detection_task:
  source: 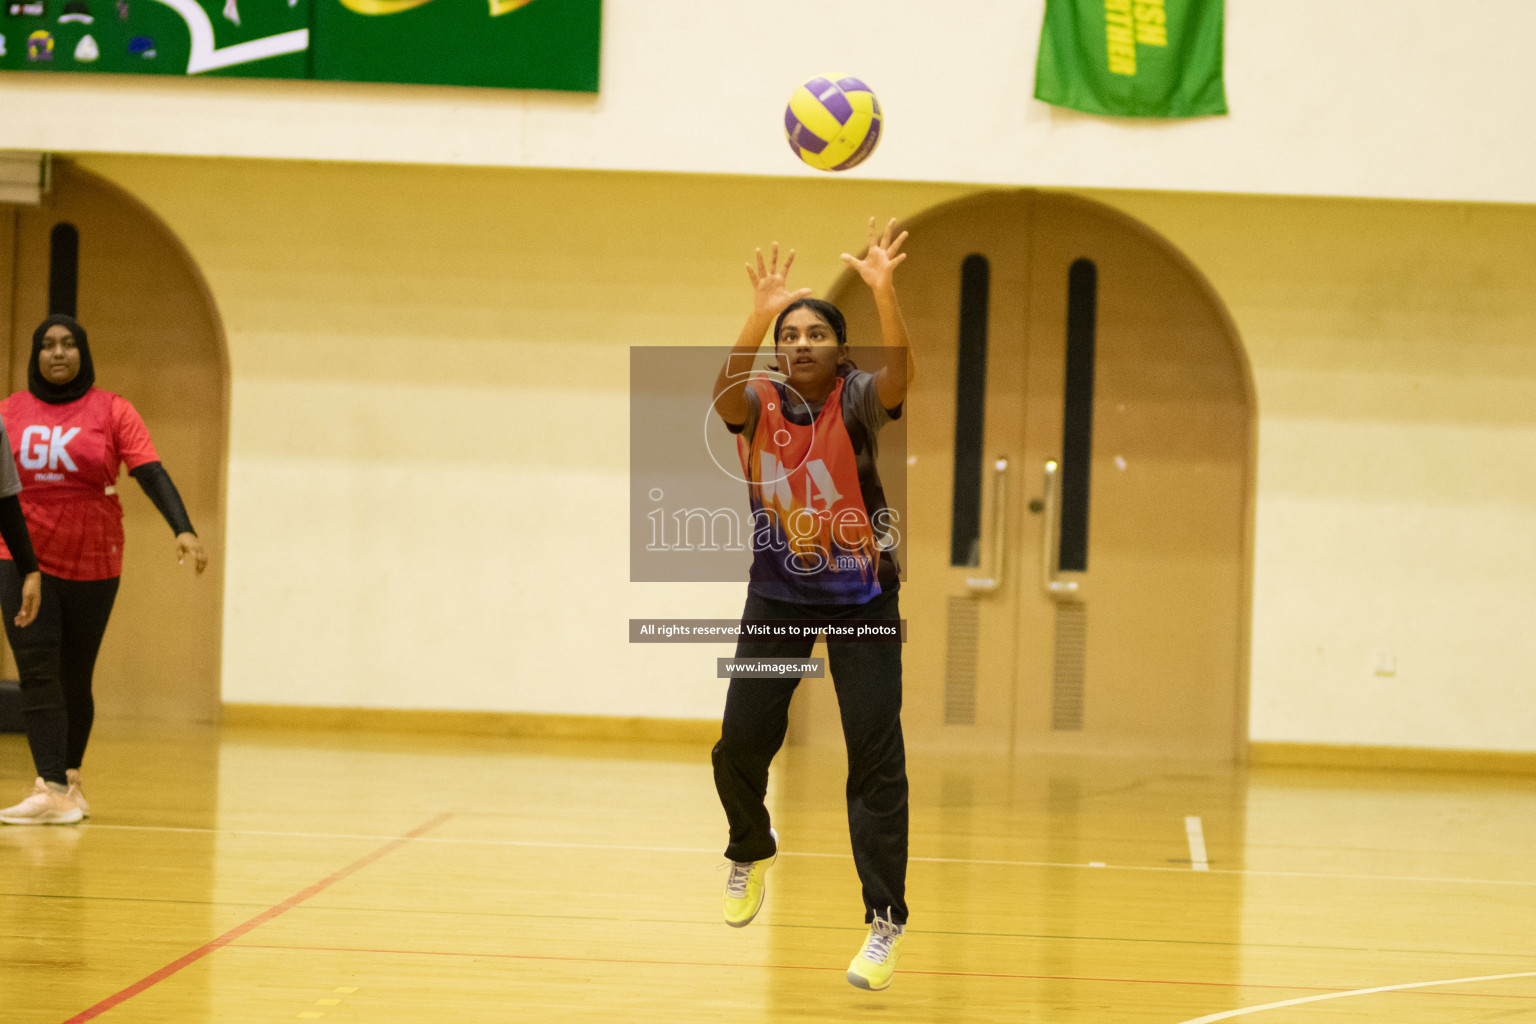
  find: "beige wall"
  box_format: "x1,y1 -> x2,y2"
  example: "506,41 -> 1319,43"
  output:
77,154 -> 971,718
74,155 -> 1536,752
1090,191 -> 1536,750
3,2 -> 1536,203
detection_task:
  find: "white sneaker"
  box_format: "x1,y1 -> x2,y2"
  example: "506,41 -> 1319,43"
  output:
0,778 -> 84,825
66,769 -> 89,818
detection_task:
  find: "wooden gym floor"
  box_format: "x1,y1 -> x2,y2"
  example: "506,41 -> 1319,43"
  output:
2,723 -> 1535,1023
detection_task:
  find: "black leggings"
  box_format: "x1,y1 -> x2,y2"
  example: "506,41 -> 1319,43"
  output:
0,561 -> 119,786
712,587 -> 909,925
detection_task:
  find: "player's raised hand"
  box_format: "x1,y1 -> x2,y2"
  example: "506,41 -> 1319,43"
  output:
840,217 -> 908,293
746,242 -> 813,319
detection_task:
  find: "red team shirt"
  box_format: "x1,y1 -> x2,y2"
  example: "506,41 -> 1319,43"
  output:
0,388 -> 160,580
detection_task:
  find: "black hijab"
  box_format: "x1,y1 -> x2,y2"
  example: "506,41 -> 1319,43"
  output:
29,313 -> 95,405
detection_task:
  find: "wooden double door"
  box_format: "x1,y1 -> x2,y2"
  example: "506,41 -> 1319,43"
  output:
0,162 -> 225,723
791,191 -> 1253,759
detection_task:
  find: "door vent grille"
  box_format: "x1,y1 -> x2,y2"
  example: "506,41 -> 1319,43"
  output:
944,597 -> 979,725
1052,603 -> 1086,730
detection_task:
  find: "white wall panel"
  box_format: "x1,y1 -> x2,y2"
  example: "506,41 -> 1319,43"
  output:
6,2 -> 1536,203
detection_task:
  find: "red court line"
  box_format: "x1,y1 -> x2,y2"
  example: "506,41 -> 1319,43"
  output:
63,812 -> 453,1024
223,943 -> 1536,1000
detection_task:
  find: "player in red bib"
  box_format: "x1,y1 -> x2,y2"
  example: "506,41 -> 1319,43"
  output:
710,219 -> 916,990
0,314 -> 207,825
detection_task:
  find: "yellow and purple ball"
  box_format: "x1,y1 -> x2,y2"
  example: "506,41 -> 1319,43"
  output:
784,76 -> 882,172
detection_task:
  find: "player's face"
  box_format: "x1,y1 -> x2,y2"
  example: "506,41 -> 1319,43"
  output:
776,309 -> 841,387
39,325 -> 81,385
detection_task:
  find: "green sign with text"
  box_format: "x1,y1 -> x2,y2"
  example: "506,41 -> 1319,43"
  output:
0,0 -> 599,90
1035,0 -> 1224,118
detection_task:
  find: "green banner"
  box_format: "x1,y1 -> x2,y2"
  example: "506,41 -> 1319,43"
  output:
1035,0 -> 1225,118
0,0 -> 599,90
313,0 -> 598,90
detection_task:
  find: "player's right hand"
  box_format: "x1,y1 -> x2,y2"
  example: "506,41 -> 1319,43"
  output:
747,242 -> 813,320
15,571 -> 40,627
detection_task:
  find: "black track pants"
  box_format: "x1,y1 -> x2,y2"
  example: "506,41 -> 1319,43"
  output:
711,588 -> 909,925
0,560 -> 120,786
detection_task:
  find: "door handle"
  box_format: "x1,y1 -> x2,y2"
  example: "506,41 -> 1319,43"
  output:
1040,459 -> 1080,600
965,457 -> 1010,594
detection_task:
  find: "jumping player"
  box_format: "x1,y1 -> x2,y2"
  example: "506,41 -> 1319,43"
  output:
710,218 -> 914,990
0,314 -> 207,825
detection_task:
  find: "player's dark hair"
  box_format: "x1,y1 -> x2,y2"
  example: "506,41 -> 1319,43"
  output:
774,298 -> 847,348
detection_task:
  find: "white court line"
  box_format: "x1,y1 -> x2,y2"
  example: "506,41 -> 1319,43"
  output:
88,824 -> 721,855
79,824 -> 1536,890
1186,816 -> 1210,871
1173,969 -> 1536,1024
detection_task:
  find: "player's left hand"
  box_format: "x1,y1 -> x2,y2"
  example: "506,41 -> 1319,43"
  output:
840,217 -> 908,293
15,571 -> 41,627
176,532 -> 208,575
